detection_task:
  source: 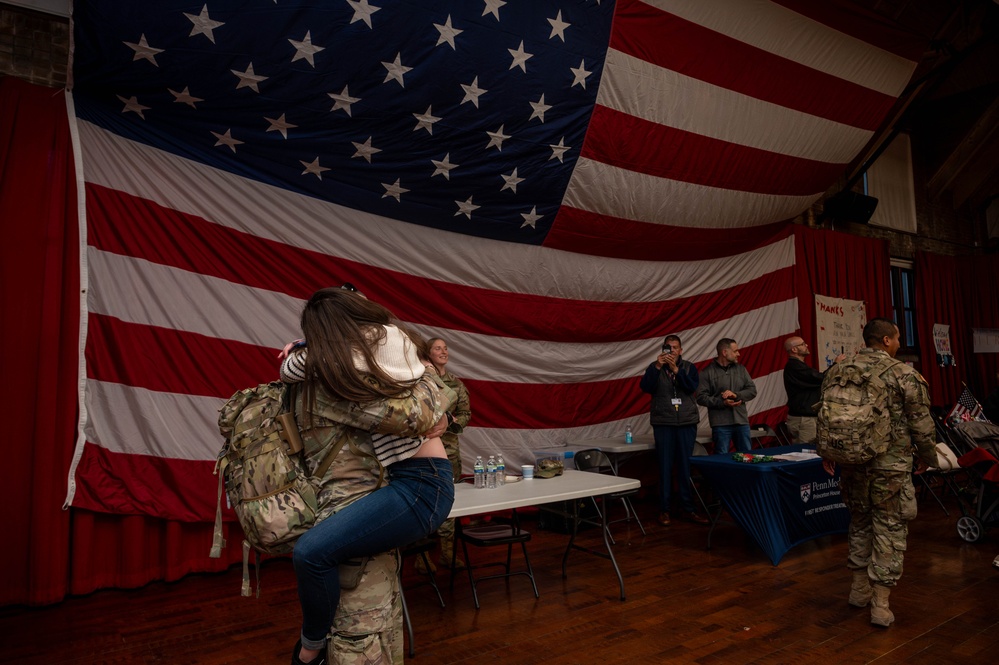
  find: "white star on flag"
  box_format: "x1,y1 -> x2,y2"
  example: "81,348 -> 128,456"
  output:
485,124 -> 510,151
265,113 -> 297,139
529,94 -> 552,122
482,0 -> 506,21
460,76 -> 487,108
413,106 -> 442,134
351,137 -> 381,163
548,11 -> 570,42
184,5 -> 224,43
348,0 -> 381,29
212,129 -> 243,152
570,59 -> 591,89
231,63 -> 268,92
289,31 -> 325,66
382,53 -> 412,87
124,34 -> 163,66
508,40 -> 533,72
300,156 -> 330,179
549,136 -> 570,162
520,206 -> 543,229
454,195 -> 480,219
434,15 -> 463,49
328,86 -> 360,116
431,153 -> 459,179
501,168 -> 525,193
117,94 -> 150,119
382,178 -> 409,201
168,87 -> 202,108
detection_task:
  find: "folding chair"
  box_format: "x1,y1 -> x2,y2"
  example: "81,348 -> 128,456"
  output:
399,538 -> 444,657
572,448 -> 646,543
450,511 -> 539,610
750,424 -> 786,448
915,441 -> 964,516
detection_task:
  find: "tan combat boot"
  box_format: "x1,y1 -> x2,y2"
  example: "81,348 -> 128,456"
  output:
870,584 -> 895,627
438,534 -> 465,569
848,571 -> 872,607
413,555 -> 436,575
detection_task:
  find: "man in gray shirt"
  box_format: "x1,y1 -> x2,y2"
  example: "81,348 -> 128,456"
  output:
696,338 -> 757,453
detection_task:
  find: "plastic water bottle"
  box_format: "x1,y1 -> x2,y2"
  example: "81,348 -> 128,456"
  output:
625,425 -> 633,444
473,456 -> 485,488
496,455 -> 506,486
486,455 -> 498,489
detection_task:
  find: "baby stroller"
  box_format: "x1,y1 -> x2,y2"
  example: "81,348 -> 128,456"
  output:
952,421 -> 999,543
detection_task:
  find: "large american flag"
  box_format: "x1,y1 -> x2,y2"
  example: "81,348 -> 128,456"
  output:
66,0 -> 921,522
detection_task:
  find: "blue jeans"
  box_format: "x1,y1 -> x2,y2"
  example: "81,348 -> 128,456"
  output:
293,456 -> 454,648
712,424 -> 751,454
652,424 -> 697,513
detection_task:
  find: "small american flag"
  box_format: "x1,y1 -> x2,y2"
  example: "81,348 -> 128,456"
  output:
948,387 -> 991,424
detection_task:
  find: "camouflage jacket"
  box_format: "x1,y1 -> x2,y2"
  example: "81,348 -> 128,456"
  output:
438,370 -> 471,449
850,348 -> 937,472
296,373 -> 447,521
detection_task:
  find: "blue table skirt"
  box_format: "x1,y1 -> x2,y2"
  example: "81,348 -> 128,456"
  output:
689,445 -> 849,565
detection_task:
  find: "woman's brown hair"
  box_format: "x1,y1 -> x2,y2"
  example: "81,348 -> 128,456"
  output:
299,288 -> 424,422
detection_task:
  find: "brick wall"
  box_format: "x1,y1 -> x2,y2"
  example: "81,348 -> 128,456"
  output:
0,3 -> 68,88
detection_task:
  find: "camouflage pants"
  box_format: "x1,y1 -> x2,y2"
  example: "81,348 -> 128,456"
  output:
435,436 -> 463,548
840,467 -> 917,587
329,551 -> 404,665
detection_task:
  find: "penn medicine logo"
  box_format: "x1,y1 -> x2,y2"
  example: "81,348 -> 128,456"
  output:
800,483 -> 812,503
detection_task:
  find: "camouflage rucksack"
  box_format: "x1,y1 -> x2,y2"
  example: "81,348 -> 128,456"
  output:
210,382 -> 337,560
815,355 -> 900,465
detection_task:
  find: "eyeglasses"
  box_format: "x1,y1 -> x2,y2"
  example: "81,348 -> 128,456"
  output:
340,282 -> 358,292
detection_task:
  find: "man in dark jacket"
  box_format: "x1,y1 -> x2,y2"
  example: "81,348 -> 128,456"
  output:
640,334 -> 708,526
783,335 -> 844,443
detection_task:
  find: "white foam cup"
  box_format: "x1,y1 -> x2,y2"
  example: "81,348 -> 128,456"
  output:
521,464 -> 535,479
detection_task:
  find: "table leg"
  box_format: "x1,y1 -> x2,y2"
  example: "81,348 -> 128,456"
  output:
560,496 -> 626,601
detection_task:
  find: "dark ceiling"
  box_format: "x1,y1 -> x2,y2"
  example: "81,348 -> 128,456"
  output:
851,0 -> 999,215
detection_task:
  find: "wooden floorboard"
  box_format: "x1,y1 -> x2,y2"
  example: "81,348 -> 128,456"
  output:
3,487 -> 998,664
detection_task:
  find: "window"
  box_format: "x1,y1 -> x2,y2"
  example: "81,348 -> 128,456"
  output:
889,264 -> 918,353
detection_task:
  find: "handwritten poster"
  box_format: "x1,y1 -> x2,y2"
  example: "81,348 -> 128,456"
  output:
815,295 -> 866,366
933,323 -> 955,367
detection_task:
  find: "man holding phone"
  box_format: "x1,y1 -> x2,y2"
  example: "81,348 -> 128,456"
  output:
697,338 -> 758,453
640,335 -> 708,526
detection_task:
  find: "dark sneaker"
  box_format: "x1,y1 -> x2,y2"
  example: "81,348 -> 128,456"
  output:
657,512 -> 671,526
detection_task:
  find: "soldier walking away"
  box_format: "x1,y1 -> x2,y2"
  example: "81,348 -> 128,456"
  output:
818,318 -> 939,628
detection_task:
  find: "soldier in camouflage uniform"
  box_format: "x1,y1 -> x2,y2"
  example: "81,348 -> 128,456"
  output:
426,337 -> 472,568
820,318 -> 938,628
294,365 -> 448,665
284,288 -> 453,665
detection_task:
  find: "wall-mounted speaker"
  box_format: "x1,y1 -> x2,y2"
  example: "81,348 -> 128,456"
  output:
822,191 -> 879,224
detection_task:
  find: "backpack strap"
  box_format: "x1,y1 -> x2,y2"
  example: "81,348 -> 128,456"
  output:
277,384 -> 305,454
209,465 -> 227,559
347,438 -> 387,490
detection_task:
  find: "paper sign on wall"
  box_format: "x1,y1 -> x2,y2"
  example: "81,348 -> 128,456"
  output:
973,328 -> 999,354
933,323 -> 955,367
815,295 -> 866,367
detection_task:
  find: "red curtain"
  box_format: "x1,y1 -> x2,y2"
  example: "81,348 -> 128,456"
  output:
1,76 -> 78,606
1,77 -> 243,607
793,226 -> 893,358
916,251 -> 999,408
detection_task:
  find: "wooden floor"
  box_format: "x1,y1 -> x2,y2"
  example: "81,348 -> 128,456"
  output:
3,487 -> 998,664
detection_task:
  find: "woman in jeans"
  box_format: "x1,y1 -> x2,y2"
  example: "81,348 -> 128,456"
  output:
284,287 -> 455,665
